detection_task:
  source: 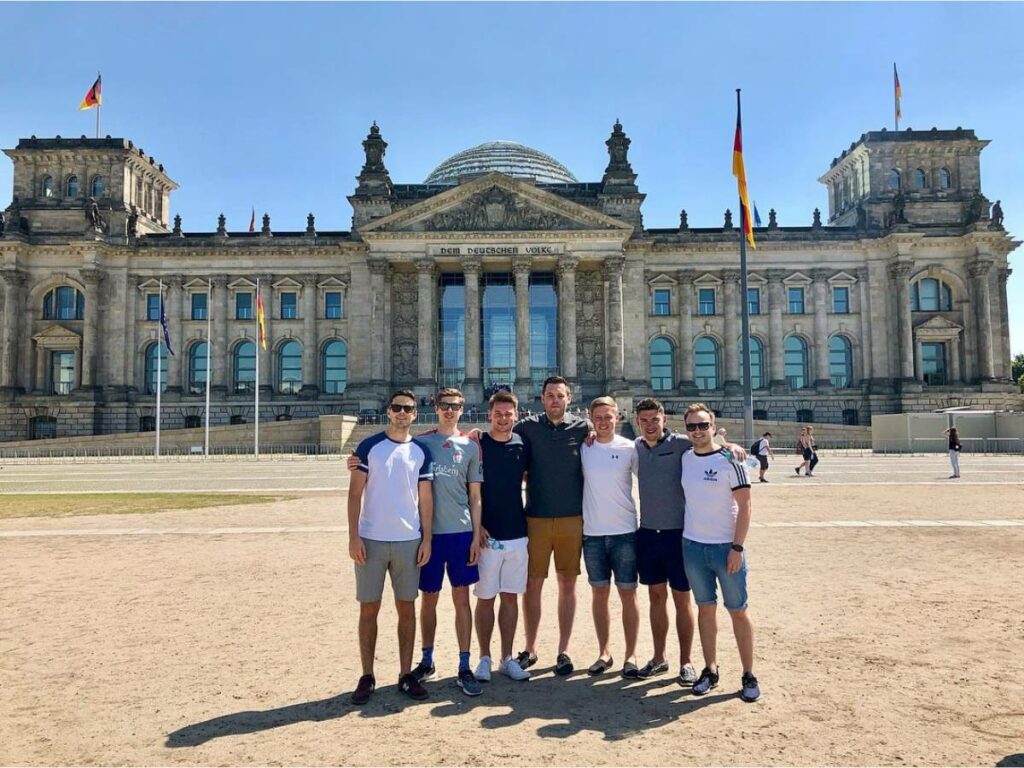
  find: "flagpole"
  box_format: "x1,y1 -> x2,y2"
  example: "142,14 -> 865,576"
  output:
736,89 -> 755,447
204,279 -> 212,457
254,277 -> 260,460
155,278 -> 163,459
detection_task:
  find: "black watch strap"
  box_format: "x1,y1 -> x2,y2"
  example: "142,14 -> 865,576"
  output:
730,543 -> 744,552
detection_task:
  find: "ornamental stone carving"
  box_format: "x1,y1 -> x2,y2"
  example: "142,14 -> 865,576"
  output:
390,271 -> 419,382
575,269 -> 605,380
422,186 -> 580,232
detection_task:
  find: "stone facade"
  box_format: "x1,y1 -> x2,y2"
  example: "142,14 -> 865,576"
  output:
0,123 -> 1019,442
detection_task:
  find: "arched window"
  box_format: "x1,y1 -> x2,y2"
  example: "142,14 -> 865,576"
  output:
784,336 -> 809,389
694,337 -> 720,390
91,176 -> 104,197
740,336 -> 765,390
911,277 -> 954,312
144,342 -> 168,395
42,286 -> 85,320
649,337 -> 675,391
322,340 -> 348,394
188,342 -> 208,395
66,175 -> 79,198
939,168 -> 951,190
913,168 -> 927,190
888,169 -> 901,190
829,336 -> 854,388
277,340 -> 302,394
41,175 -> 54,198
233,341 -> 256,393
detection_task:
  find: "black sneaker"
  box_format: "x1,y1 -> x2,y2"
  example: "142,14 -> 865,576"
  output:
692,665 -> 720,695
638,659 -> 669,678
398,672 -> 429,700
555,652 -> 574,676
740,672 -> 760,702
516,650 -> 538,670
411,661 -> 436,682
350,674 -> 375,705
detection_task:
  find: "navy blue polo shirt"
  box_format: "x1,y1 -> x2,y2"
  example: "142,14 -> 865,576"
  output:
513,412 -> 591,518
479,432 -> 530,541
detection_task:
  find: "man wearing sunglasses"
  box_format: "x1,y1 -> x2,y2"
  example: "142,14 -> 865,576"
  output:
347,390 -> 434,705
680,402 -> 759,703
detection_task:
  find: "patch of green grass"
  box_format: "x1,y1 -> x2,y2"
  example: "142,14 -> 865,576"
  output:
0,493 -> 295,520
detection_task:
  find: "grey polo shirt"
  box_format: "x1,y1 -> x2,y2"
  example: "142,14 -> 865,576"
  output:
513,412 -> 591,518
635,430 -> 693,530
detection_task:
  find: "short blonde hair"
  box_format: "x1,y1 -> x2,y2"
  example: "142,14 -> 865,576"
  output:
684,402 -> 715,422
590,396 -> 617,412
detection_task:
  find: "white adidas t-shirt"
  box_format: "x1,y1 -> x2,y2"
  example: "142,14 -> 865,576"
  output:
581,435 -> 639,536
681,448 -> 751,544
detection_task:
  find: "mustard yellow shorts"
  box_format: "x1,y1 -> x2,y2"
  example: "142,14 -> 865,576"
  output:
526,515 -> 583,578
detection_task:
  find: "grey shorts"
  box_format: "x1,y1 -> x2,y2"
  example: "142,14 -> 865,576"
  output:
355,538 -> 421,603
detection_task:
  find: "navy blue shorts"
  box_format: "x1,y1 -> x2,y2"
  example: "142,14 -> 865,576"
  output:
419,531 -> 479,592
636,527 -> 690,592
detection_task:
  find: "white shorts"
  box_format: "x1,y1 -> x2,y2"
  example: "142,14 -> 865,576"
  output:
474,536 -> 529,599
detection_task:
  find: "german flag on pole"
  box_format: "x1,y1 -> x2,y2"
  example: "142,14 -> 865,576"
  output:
894,63 -> 902,122
79,74 -> 102,111
256,290 -> 267,350
732,90 -> 756,249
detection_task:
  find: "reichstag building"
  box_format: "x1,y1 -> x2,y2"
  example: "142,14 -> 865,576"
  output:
0,120 -> 1019,441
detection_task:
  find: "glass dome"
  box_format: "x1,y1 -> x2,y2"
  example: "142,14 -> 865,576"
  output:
425,141 -> 577,185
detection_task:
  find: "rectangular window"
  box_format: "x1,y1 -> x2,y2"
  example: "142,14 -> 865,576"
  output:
191,292 -> 208,321
788,286 -> 805,314
51,351 -> 75,395
698,288 -> 716,315
921,342 -> 947,385
235,292 -> 253,320
832,286 -> 849,314
652,288 -> 671,316
280,291 -> 297,320
325,291 -> 343,319
146,293 -> 161,321
747,287 -> 761,315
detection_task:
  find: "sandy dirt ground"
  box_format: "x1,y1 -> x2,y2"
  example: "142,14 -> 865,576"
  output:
1,455 -> 1023,767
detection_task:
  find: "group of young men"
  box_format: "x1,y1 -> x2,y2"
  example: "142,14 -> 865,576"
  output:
345,376 -> 760,706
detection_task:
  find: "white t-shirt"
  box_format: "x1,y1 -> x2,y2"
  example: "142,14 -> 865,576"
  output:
355,432 -> 434,542
582,435 -> 639,536
755,438 -> 771,456
681,448 -> 750,544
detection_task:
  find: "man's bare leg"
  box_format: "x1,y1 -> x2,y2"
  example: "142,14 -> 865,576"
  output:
728,608 -> 755,674
591,584 -> 611,659
648,583 -> 669,665
358,601 -> 381,676
395,599 -> 417,676
522,576 -> 544,658
618,586 -> 639,664
475,597 -> 496,661
556,573 -> 577,655
672,588 -> 696,667
497,593 -> 519,660
452,585 -> 472,653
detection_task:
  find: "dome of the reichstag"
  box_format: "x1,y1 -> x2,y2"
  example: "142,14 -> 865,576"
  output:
424,141 -> 578,185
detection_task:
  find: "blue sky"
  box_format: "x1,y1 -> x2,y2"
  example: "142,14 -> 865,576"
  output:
2,2 -> 1022,355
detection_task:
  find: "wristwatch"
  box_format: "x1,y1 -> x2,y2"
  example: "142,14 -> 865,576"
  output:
730,543 -> 744,552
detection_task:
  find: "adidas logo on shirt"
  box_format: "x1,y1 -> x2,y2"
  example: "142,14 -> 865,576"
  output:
703,468 -> 718,482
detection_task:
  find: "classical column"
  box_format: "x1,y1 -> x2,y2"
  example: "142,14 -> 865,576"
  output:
416,259 -> 436,387
913,338 -> 924,382
255,275 -> 272,393
997,268 -> 1012,380
0,269 -> 27,393
300,273 -> 319,396
969,259 -> 995,380
462,257 -> 482,404
766,269 -> 786,390
211,275 -> 229,393
888,262 -> 915,381
677,269 -> 696,392
513,256 -> 532,396
80,268 -> 105,390
368,259 -> 388,386
722,269 -> 741,393
812,269 -> 831,388
856,267 -> 873,386
35,344 -> 46,392
950,334 -> 962,383
604,256 -> 626,388
557,255 -> 579,383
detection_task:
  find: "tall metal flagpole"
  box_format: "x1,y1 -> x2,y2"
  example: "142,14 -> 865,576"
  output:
155,278 -> 163,459
254,277 -> 260,460
204,278 -> 212,456
736,89 -> 755,447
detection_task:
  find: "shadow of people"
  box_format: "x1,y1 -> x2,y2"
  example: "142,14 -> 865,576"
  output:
996,755 -> 1024,767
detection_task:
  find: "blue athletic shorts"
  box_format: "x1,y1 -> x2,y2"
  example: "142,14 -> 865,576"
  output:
419,531 -> 479,592
636,527 -> 690,592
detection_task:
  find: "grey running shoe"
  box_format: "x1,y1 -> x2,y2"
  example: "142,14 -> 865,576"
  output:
457,669 -> 483,697
692,666 -> 720,695
677,663 -> 698,686
740,672 -> 760,702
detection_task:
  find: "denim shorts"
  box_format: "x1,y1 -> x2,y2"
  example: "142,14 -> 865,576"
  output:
682,538 -> 748,611
582,532 -> 638,589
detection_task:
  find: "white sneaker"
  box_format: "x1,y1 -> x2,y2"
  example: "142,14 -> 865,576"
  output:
474,656 -> 492,682
500,656 -> 530,681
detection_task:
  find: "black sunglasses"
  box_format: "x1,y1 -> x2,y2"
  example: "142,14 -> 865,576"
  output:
684,422 -> 713,432
437,402 -> 463,411
389,404 -> 416,414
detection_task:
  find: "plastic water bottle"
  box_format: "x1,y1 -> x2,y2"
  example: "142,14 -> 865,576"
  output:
737,455 -> 761,472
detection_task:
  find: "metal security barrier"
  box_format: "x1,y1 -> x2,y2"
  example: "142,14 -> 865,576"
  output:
0,443 -> 345,464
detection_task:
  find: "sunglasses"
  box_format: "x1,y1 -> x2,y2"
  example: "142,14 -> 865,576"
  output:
389,404 -> 416,414
684,422 -> 713,432
437,402 -> 463,411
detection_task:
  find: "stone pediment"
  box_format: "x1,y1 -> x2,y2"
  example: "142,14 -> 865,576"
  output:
33,324 -> 82,348
915,315 -> 962,333
359,173 -> 632,237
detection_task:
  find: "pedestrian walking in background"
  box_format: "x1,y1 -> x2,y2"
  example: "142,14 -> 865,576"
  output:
945,427 -> 962,478
806,426 -> 819,477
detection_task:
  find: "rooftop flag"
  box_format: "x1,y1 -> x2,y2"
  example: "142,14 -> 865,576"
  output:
78,74 -> 102,111
249,207 -> 256,233
753,202 -> 762,228
732,93 -> 756,249
894,63 -> 902,127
